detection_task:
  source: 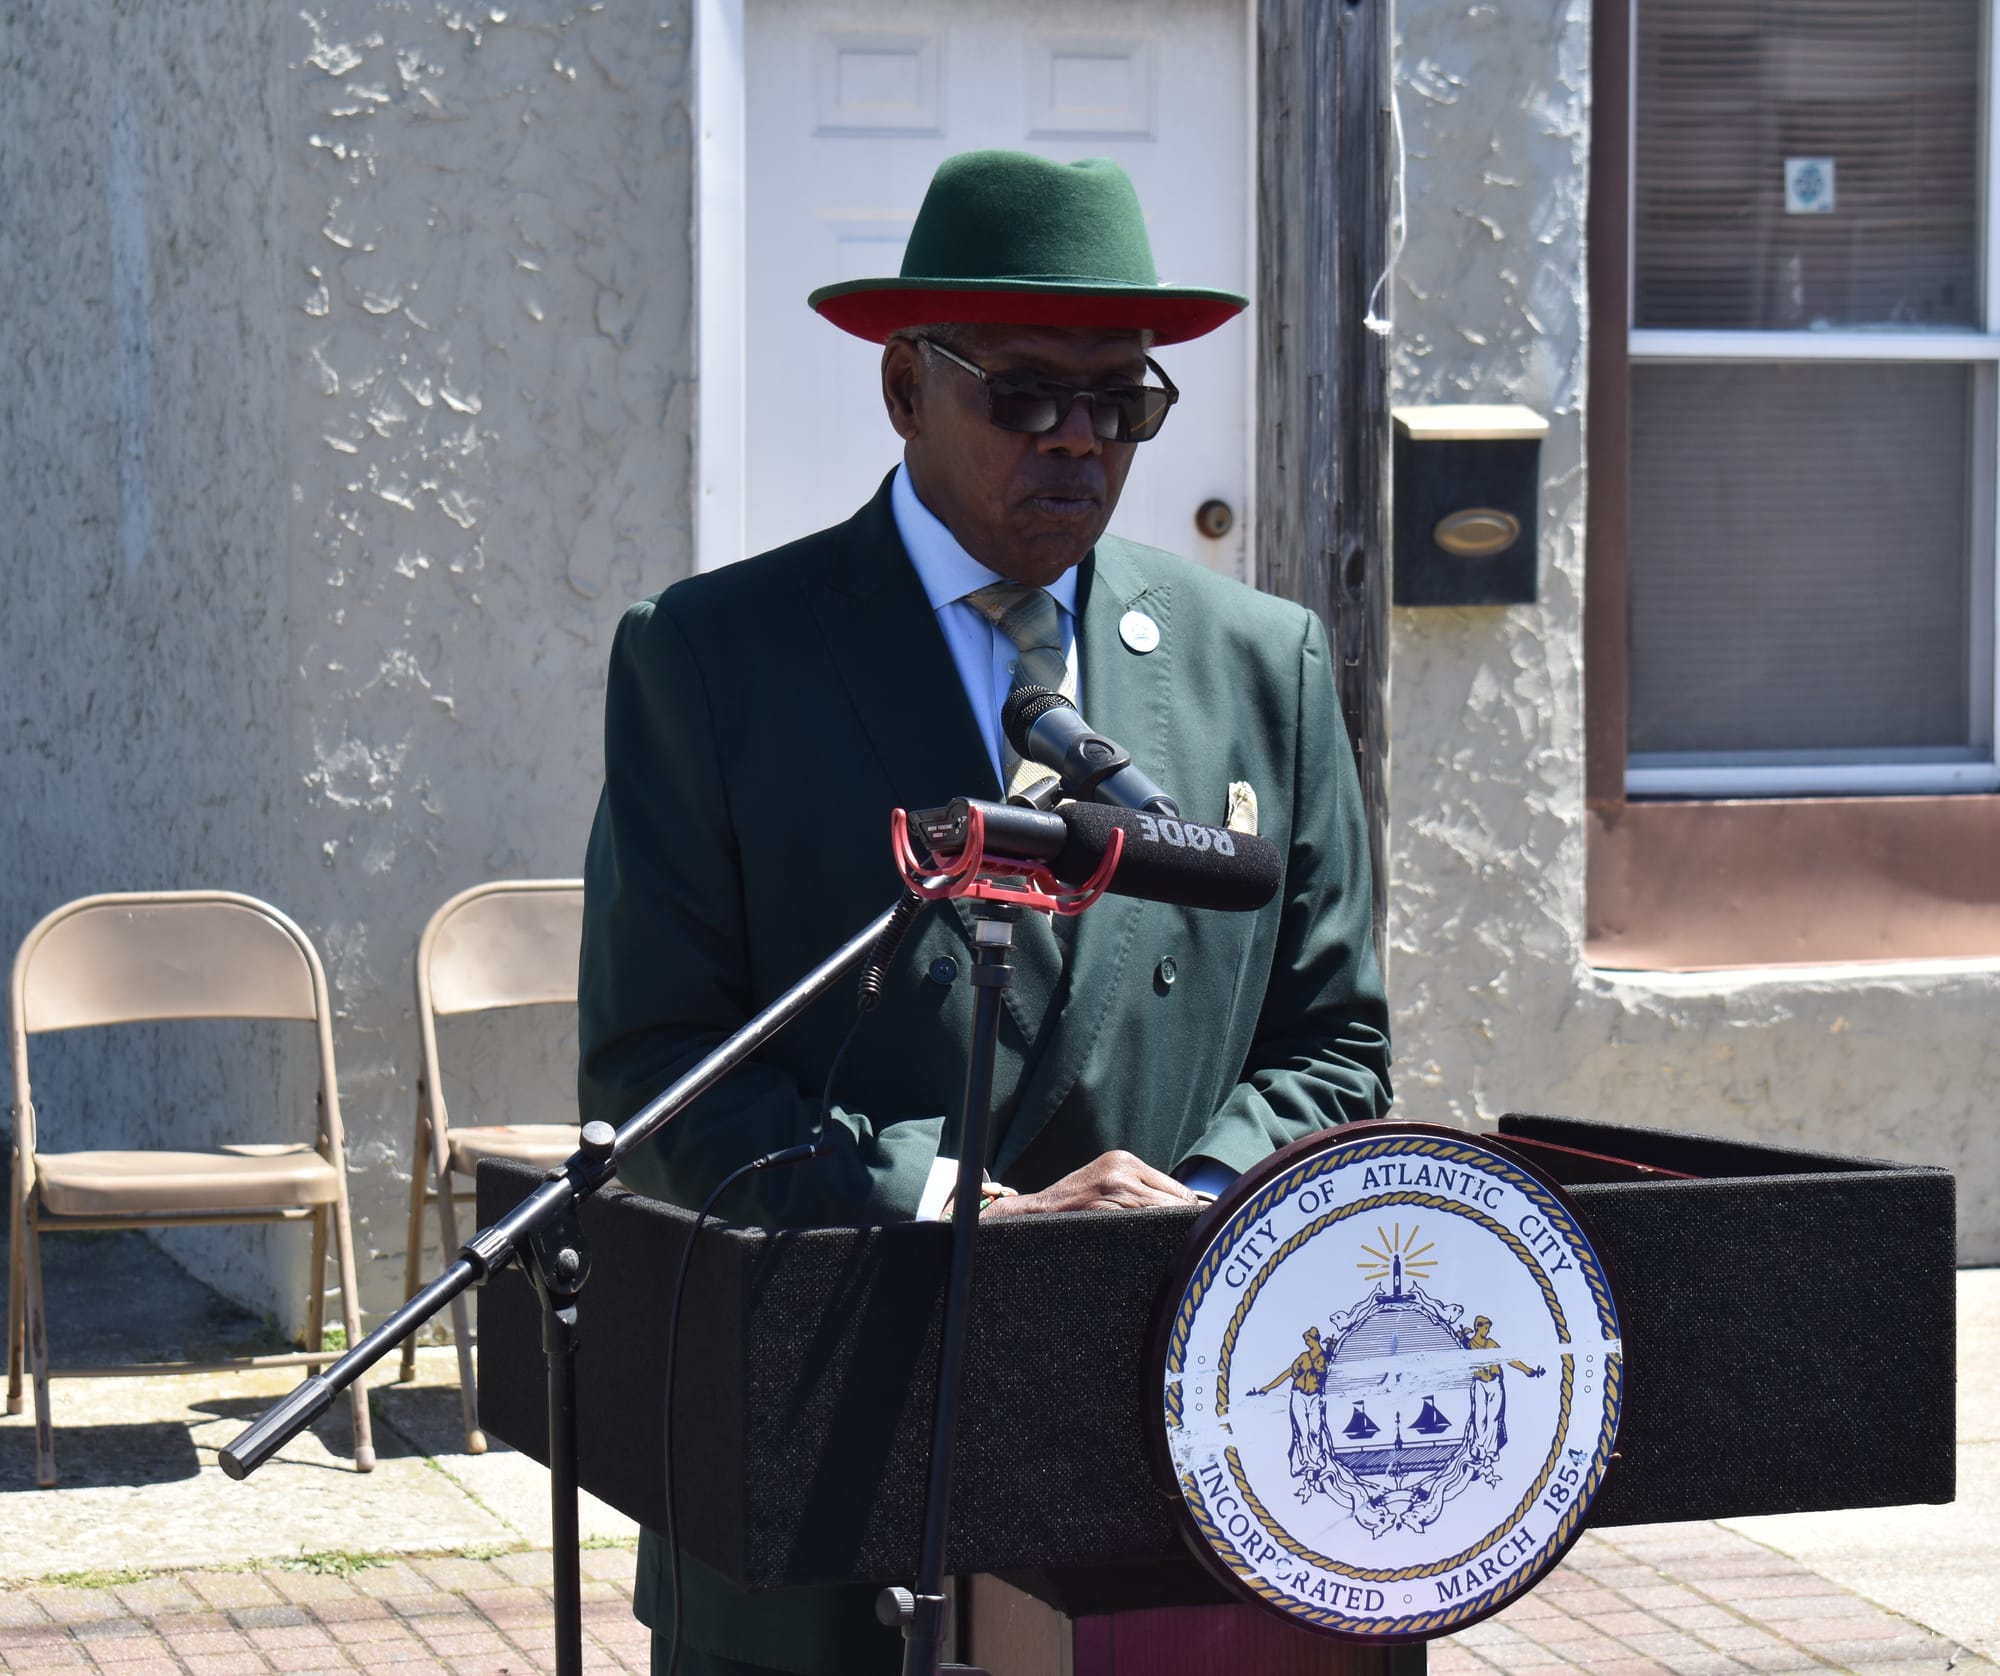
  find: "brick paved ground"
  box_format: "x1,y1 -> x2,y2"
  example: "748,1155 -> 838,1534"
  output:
0,1550 -> 647,1676
1,1526 -> 1989,1676
1434,1524 -> 1994,1676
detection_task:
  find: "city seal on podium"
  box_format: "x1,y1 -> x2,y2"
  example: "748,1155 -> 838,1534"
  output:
1150,1123 -> 1623,1641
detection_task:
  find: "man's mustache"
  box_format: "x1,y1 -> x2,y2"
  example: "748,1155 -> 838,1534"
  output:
1018,468 -> 1107,500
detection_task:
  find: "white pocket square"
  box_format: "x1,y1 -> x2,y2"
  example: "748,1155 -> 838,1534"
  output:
1226,780 -> 1259,837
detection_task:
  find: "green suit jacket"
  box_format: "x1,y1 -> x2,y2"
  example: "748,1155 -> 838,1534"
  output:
577,476 -> 1390,1672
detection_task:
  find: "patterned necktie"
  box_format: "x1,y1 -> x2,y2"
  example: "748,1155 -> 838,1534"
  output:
963,581 -> 1076,803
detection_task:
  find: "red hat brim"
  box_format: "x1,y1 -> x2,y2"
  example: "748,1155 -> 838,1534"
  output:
808,279 -> 1247,347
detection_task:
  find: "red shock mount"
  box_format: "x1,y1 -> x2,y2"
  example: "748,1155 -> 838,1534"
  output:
890,803 -> 1125,915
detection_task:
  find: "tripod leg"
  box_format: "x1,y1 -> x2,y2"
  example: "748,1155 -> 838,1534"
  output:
526,1211 -> 591,1676
546,1297 -> 581,1676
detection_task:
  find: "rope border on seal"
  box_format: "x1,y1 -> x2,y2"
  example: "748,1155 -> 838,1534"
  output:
1182,1353 -> 1618,1643
1163,1134 -> 1621,1389
1160,1132 -> 1626,1636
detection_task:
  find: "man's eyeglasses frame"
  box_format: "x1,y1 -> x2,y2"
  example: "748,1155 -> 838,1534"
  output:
919,337 -> 1180,444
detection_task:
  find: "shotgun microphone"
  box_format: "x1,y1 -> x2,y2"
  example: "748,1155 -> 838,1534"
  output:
1001,686 -> 1180,817
911,797 -> 1281,913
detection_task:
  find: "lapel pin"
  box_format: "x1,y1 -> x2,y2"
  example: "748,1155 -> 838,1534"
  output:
1226,781 -> 1259,837
1119,609 -> 1161,654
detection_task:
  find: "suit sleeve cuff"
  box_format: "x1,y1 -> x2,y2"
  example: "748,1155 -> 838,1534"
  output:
1177,1157 -> 1238,1200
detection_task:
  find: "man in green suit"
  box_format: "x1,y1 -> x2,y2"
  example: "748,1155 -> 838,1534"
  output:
579,151 -> 1391,1676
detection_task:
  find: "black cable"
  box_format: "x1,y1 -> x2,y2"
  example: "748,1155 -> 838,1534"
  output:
815,1009 -> 867,1143
818,891 -> 925,1140
856,888 -> 926,1014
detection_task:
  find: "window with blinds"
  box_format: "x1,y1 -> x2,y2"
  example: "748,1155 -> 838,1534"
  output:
1629,362 -> 1974,756
1626,0 -> 1999,795
1635,0 -> 1981,332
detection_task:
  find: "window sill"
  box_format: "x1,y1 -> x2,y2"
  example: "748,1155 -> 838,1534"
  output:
1588,954 -> 2000,990
1630,328 -> 2000,362
1585,794 -> 2000,971
1626,758 -> 2000,799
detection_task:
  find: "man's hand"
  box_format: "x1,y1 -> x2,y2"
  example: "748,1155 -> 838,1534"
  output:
980,1150 -> 1198,1217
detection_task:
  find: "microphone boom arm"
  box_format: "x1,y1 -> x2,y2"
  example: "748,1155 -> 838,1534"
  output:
220,898 -> 912,1482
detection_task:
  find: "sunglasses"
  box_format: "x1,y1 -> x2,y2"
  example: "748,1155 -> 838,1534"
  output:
921,338 -> 1179,444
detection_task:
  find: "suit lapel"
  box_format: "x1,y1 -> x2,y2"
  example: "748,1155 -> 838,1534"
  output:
802,477 -> 1062,1060
994,538 -> 1170,1176
803,477 -> 998,815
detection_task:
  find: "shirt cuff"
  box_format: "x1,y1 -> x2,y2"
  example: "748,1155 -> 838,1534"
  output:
916,1156 -> 959,1222
1178,1157 -> 1238,1201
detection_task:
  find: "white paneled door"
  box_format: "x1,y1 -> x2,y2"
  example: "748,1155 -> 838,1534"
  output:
737,0 -> 1252,576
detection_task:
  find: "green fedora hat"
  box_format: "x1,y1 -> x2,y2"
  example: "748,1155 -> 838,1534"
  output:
808,150 -> 1247,347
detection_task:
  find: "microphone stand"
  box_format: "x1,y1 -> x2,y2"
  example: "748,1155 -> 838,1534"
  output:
218,898 -> 914,1676
879,899 -> 1015,1676
876,801 -> 1122,1676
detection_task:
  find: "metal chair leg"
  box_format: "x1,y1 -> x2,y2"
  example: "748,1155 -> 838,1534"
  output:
7,1150 -> 25,1416
304,1204 -> 329,1375
434,1166 -> 485,1453
328,1184 -> 375,1474
23,1210 -> 54,1488
400,1092 -> 433,1384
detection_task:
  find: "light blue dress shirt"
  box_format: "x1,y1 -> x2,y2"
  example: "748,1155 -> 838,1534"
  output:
890,462 -> 1080,790
889,461 -> 1235,1207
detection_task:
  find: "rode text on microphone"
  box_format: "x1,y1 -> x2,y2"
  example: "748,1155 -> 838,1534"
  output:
894,797 -> 1282,915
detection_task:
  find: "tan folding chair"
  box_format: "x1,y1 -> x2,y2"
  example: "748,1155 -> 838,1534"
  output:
5,891 -> 375,1488
399,879 -> 583,1451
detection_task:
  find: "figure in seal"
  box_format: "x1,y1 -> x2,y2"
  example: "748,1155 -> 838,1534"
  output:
1463,1314 -> 1545,1480
1254,1325 -> 1335,1500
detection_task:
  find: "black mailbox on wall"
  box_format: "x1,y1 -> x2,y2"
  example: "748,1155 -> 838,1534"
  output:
1392,404 -> 1548,606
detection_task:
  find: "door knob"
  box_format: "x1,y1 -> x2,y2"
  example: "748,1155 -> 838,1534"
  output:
1195,499 -> 1234,539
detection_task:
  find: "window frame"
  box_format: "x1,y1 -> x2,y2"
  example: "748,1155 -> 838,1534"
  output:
1620,0 -> 2000,800
1585,0 -> 2000,970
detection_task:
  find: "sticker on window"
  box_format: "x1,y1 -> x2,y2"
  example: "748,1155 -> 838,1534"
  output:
1784,157 -> 1836,215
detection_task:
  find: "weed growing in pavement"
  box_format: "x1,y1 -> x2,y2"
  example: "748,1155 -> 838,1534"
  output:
29,1566 -> 157,1591
283,1551 -> 390,1577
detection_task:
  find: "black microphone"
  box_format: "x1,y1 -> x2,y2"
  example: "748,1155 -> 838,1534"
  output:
911,798 -> 1281,913
1002,686 -> 1180,817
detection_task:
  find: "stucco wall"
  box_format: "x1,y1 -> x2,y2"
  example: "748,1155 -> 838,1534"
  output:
1387,0 -> 1999,1260
2,1 -> 695,1328
7,0 -> 1991,1359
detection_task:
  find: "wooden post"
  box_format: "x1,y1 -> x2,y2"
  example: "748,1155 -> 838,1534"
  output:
1256,0 -> 1394,956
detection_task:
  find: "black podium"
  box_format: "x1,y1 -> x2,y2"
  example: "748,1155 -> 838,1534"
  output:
474,1116 -> 1956,1670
